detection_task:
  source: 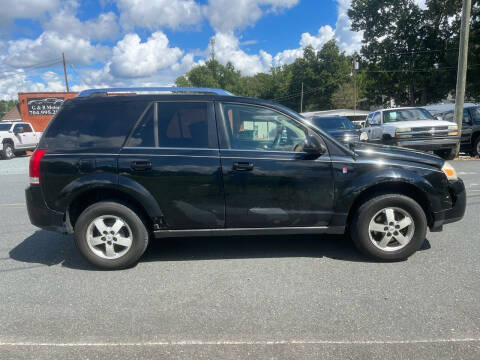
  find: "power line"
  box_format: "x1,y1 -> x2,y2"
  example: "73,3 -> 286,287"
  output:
367,48 -> 459,57
363,63 -> 480,73
4,57 -> 63,71
272,63 -> 480,103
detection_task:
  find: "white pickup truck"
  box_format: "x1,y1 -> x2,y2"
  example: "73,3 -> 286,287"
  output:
0,122 -> 41,160
361,107 -> 460,160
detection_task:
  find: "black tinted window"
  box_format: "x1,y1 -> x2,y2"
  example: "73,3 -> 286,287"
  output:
470,107 -> 480,123
41,99 -> 150,150
158,102 -> 212,148
125,106 -> 155,147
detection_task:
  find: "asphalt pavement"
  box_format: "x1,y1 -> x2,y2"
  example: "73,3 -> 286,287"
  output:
0,157 -> 478,359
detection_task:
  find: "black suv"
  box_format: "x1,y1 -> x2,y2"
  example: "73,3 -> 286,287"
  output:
307,116 -> 361,145
435,105 -> 480,156
26,88 -> 466,269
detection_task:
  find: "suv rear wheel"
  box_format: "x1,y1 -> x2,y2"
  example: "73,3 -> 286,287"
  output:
350,194 -> 427,261
74,201 -> 149,269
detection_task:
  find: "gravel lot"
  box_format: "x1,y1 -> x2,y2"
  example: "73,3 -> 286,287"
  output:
0,156 -> 479,359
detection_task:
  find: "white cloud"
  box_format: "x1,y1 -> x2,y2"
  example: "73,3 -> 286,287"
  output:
334,0 -> 362,54
213,32 -> 272,75
109,32 -> 183,78
272,0 -> 362,66
300,25 -> 336,48
0,0 -> 59,25
4,31 -> 110,68
45,10 -> 119,41
41,71 -> 65,91
204,0 -> 299,32
0,70 -> 61,100
116,0 -> 202,30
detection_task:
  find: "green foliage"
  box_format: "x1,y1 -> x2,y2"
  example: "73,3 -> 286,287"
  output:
349,0 -> 480,106
176,41 -> 353,112
0,100 -> 18,119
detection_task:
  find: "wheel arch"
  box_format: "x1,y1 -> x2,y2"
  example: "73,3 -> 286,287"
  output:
2,138 -> 14,146
64,178 -> 165,233
345,181 -> 434,230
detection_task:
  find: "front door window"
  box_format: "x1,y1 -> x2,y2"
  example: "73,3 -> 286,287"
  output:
221,103 -> 307,152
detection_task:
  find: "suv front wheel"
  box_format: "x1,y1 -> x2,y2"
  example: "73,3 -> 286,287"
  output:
74,201 -> 149,269
1,142 -> 15,160
350,194 -> 427,261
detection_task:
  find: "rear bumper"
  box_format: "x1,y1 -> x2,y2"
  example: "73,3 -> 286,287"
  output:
25,186 -> 66,233
395,137 -> 459,151
430,179 -> 466,231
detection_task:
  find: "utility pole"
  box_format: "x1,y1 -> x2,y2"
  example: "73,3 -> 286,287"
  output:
209,37 -> 217,82
353,52 -> 359,115
62,52 -> 70,92
300,82 -> 304,113
453,0 -> 472,156
210,37 -> 216,62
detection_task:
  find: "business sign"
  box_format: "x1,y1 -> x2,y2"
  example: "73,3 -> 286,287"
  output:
27,97 -> 65,116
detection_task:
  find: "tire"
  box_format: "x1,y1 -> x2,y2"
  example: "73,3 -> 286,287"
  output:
472,136 -> 480,157
74,201 -> 149,269
1,142 -> 15,160
350,194 -> 427,261
435,148 -> 457,160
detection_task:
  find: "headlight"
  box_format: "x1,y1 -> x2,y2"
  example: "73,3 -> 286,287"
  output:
448,124 -> 458,130
442,161 -> 458,180
396,128 -> 411,133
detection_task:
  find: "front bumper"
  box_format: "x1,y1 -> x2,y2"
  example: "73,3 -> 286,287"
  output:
430,179 -> 466,231
395,137 -> 460,151
25,186 -> 66,233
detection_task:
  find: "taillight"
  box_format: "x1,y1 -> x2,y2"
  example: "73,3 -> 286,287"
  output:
29,149 -> 47,185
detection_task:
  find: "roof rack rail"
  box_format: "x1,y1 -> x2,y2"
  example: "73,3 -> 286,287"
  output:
77,87 -> 235,98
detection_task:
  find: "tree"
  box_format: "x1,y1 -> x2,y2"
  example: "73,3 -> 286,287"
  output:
349,0 -> 480,106
331,83 -> 355,109
0,100 -> 18,119
175,40 -> 354,112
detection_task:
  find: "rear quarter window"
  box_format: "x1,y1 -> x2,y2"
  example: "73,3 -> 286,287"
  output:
40,99 -> 150,151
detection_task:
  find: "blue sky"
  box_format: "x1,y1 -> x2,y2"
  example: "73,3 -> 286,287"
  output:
0,0 -> 363,99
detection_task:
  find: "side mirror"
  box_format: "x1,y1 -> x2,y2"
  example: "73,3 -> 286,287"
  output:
435,115 -> 443,121
303,135 -> 326,155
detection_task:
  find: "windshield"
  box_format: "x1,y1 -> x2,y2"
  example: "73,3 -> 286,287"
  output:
383,108 -> 434,123
311,117 -> 355,130
0,124 -> 12,131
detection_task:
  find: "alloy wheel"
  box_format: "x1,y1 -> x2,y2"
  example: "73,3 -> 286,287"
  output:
368,207 -> 415,252
86,215 -> 133,259
5,146 -> 13,158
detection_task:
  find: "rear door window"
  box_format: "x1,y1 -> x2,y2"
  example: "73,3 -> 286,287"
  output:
125,102 -> 215,149
125,106 -> 155,147
158,102 -> 214,149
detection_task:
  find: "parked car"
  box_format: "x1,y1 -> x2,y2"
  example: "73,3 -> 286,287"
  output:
307,116 -> 361,145
432,105 -> 480,156
26,88 -> 466,269
0,122 -> 41,159
362,107 -> 460,160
